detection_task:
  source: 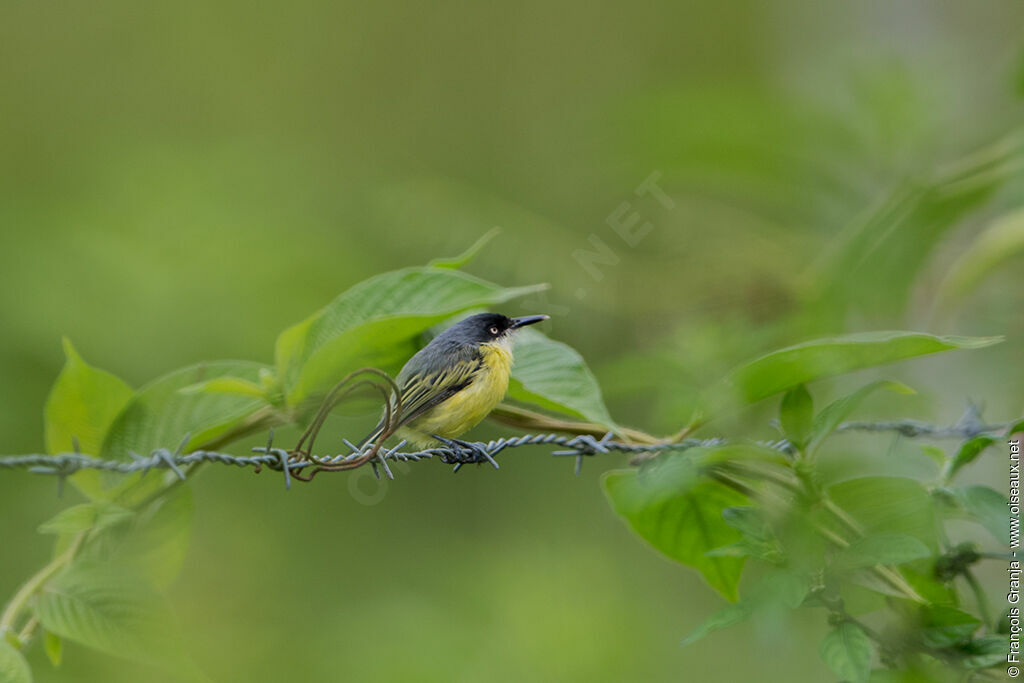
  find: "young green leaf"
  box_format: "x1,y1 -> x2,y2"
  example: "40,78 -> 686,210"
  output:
35,564 -> 180,665
807,380 -> 915,454
947,436 -> 996,481
918,605 -> 981,648
832,534 -> 931,571
779,384 -> 813,448
706,332 -> 999,413
38,502 -> 133,536
919,444 -> 947,469
275,266 -> 546,406
506,329 -> 618,430
819,622 -> 872,683
603,454 -> 747,601
44,340 -> 134,494
43,631 -> 62,668
0,640 -> 31,683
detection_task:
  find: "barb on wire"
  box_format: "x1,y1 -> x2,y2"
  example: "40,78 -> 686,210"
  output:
0,415 -> 1012,491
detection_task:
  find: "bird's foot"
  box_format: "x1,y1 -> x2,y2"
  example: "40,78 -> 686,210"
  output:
431,435 -> 500,471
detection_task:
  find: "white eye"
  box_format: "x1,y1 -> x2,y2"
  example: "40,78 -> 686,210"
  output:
489,326 -> 499,335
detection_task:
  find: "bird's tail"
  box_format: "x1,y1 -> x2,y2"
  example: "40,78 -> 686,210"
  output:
357,419 -> 387,450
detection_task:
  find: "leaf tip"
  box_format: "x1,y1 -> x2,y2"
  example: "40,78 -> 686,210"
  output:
61,337 -> 81,363
429,227 -> 503,269
952,334 -> 1004,349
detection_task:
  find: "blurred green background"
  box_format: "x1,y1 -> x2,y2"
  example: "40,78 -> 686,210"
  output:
2,1 -> 1023,681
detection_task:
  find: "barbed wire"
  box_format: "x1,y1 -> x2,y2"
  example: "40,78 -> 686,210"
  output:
0,411 -> 1012,491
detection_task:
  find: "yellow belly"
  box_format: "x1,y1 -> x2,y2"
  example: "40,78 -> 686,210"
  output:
398,342 -> 512,447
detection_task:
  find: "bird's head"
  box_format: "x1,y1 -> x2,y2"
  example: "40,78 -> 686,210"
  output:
439,313 -> 549,347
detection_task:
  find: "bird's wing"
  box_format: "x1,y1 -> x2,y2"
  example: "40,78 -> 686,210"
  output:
358,343 -> 484,446
394,354 -> 485,426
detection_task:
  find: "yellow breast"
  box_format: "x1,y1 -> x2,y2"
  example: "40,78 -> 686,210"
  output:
399,340 -> 513,446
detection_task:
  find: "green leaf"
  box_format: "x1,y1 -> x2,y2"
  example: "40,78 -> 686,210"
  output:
103,361 -> 272,457
179,376 -> 266,400
937,207 -> 1024,305
721,507 -> 771,543
780,384 -> 813,448
711,507 -> 783,561
681,603 -> 749,646
833,534 -> 931,570
36,564 -> 180,665
45,339 -> 134,457
696,443 -> 791,468
43,631 -> 62,668
749,568 -> 811,609
808,380 -> 915,453
118,487 -> 194,589
958,635 -> 1008,669
681,568 -> 809,646
38,502 -> 133,536
75,488 -> 194,590
828,477 -> 938,551
0,640 -> 31,683
819,622 -> 872,683
707,332 -> 999,412
951,485 -> 1009,544
918,605 -> 980,648
603,453 -> 747,601
919,445 -> 947,469
901,566 -> 957,606
812,134 -> 1023,320
428,227 -> 502,269
275,266 -> 546,406
506,329 -> 618,429
948,436 -> 996,480
702,544 -> 752,558
95,360 -> 272,503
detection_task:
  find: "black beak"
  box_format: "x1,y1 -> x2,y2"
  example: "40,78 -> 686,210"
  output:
510,315 -> 549,329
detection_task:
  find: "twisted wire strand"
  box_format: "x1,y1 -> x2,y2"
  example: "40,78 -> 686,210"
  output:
0,416 -> 1011,490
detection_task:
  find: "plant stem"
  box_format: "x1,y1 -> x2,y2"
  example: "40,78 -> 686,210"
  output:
964,570 -> 994,629
707,469 -> 757,498
978,551 -> 1015,561
823,497 -> 865,537
16,616 -> 38,644
723,461 -> 800,493
1,411 -> 278,648
0,532 -> 84,644
811,519 -> 926,603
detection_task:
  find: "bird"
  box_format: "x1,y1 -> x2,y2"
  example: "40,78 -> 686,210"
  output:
359,312 -> 548,454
